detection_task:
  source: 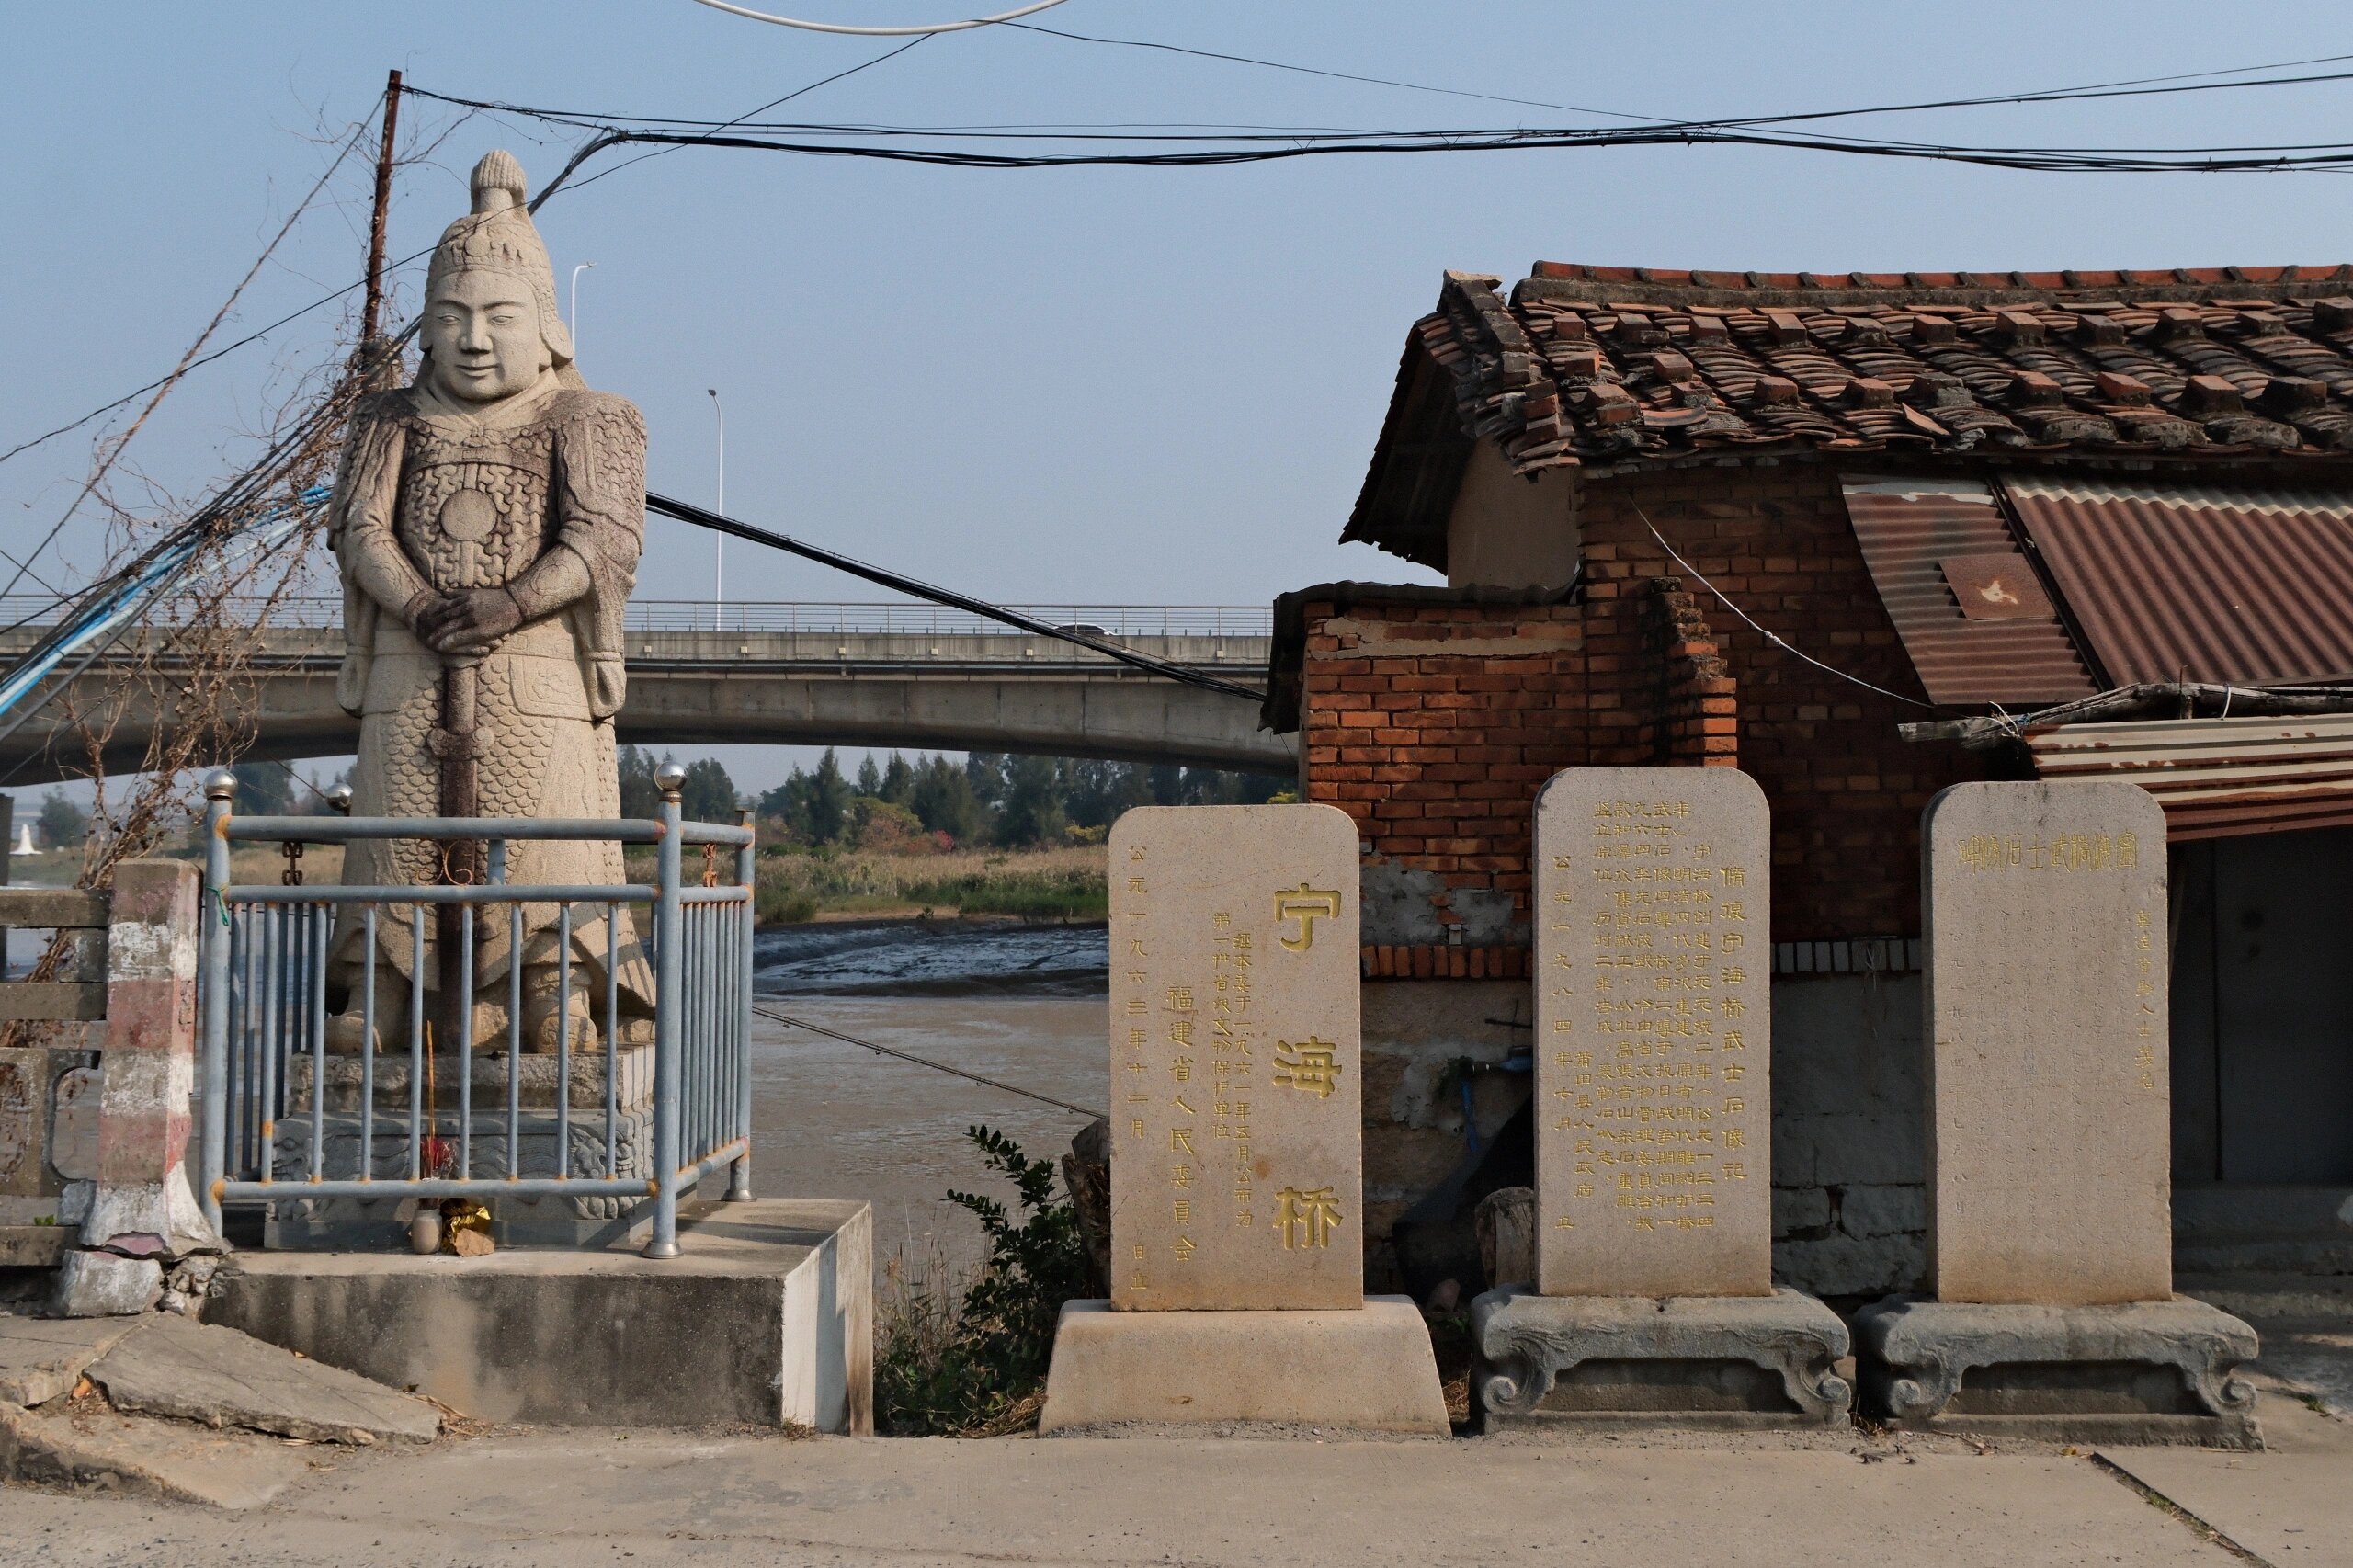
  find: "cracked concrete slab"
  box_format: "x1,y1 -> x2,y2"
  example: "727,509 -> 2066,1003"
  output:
86,1314 -> 439,1445
2101,1396 -> 2353,1568
5,1422 -> 2256,1567
0,1398 -> 320,1510
0,1314 -> 142,1407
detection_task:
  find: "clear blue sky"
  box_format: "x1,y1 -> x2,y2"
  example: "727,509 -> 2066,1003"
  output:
6,2 -> 2352,794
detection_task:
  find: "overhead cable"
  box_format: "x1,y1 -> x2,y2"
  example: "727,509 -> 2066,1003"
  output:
415,51 -> 2353,142
642,491 -> 1267,701
685,0 -> 1069,37
1633,507 -> 1933,711
422,120 -> 2353,175
756,1002 -> 1102,1119
1004,27 -> 2353,133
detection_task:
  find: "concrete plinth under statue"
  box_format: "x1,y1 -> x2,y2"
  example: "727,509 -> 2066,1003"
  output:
211,1199 -> 871,1433
1854,1295 -> 2260,1449
1038,1299 -> 1449,1435
1470,1286 -> 1852,1428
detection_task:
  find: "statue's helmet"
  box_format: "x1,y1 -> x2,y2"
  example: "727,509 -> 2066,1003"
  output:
419,150 -> 574,369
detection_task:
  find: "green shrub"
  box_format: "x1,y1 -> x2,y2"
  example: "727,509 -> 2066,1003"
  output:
876,1126 -> 1091,1436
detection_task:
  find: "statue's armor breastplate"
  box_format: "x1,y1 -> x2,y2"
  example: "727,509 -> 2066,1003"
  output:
395,422 -> 558,592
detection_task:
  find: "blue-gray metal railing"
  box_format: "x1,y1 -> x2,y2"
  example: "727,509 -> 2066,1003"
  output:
196,784 -> 755,1258
3,596 -> 1274,639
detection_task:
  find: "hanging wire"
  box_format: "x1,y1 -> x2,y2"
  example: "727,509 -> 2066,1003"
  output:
685,0 -> 1070,36
756,1001 -> 1101,1118
1632,506 -> 1935,710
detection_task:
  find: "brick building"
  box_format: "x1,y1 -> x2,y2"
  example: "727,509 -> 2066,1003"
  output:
1270,264 -> 2353,1299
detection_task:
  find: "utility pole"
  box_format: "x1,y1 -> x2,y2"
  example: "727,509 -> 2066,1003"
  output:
359,69 -> 403,384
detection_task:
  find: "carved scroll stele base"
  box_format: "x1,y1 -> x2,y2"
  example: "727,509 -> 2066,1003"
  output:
1470,1285 -> 1852,1429
1854,1294 -> 2262,1449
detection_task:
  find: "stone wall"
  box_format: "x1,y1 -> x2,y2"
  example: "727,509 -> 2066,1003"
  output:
1770,971 -> 1928,1301
1359,980 -> 1528,1292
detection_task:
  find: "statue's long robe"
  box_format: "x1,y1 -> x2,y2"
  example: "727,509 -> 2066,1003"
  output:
326,375 -> 654,1023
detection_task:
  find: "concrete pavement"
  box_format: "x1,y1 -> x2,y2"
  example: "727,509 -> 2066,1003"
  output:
6,1391 -> 2345,1567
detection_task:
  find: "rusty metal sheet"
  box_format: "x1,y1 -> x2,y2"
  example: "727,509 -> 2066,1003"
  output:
1839,476 -> 2098,705
1940,554 -> 2055,620
2005,476 -> 2353,687
2029,710 -> 2353,839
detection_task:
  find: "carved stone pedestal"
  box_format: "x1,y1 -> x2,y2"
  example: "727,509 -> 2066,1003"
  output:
260,1045 -> 657,1249
1854,1295 -> 2261,1449
1038,1298 -> 1449,1435
1470,1285 -> 1852,1429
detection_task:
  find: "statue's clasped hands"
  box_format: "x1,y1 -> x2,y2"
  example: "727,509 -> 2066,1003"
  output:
411,587 -> 526,655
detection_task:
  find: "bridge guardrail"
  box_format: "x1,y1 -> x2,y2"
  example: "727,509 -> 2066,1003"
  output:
4,597 -> 1273,640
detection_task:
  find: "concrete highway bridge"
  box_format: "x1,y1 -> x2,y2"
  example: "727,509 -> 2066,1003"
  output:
0,599 -> 1290,787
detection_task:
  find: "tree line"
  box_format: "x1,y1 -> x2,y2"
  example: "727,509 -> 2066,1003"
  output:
620,746 -> 1290,851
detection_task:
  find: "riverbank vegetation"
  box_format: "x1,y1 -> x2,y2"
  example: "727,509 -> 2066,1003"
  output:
624,744 -> 1290,851
616,744 -> 1294,926
876,1126 -> 1091,1437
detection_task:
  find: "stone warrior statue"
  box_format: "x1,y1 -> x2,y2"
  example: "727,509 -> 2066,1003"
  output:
325,150 -> 653,1054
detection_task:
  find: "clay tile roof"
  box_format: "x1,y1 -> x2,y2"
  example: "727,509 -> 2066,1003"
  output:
1347,261 -> 2353,566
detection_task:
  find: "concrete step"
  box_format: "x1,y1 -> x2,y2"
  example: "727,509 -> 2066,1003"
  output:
0,1396 -> 319,1509
0,1315 -> 142,1406
85,1314 -> 441,1445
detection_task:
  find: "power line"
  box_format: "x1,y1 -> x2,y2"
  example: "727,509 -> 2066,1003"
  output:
1633,507 -> 1933,712
540,33 -> 932,206
19,44 -> 2353,489
686,0 -> 1070,37
755,1002 -> 1101,1119
642,490 -> 1268,700
453,39 -> 2353,140
426,119 -> 2353,175
1003,21 -> 1677,125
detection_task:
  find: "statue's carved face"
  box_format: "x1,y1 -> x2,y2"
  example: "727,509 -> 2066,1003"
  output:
423,270 -> 552,404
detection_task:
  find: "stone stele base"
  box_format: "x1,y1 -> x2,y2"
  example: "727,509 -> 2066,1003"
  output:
1038,1297 -> 1449,1436
210,1198 -> 871,1433
1853,1294 -> 2262,1449
1470,1285 -> 1853,1429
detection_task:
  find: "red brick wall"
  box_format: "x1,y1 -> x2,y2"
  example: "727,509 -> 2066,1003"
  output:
1298,465 -> 1990,942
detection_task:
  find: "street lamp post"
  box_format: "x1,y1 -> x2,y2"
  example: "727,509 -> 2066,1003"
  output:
707,388 -> 724,631
569,262 -> 596,353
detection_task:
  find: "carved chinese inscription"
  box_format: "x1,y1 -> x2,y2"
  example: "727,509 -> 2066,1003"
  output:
1108,804 -> 1362,1311
1534,767 -> 1772,1298
1923,780 -> 2171,1306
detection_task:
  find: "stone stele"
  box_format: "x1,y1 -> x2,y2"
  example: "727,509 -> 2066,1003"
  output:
1047,804 -> 1446,1436
1923,779 -> 2171,1305
1108,804 -> 1363,1312
1855,780 -> 2261,1449
1533,765 -> 1771,1297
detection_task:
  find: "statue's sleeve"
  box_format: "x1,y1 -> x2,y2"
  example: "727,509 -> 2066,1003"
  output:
332,404 -> 430,622
551,397 -> 647,588
326,400 -> 419,715
551,397 -> 647,719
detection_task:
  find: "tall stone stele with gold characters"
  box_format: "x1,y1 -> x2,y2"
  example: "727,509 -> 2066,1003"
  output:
324,150 -> 653,1055
1036,803 -> 1448,1436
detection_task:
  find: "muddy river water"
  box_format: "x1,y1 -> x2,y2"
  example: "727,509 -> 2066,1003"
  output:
743,920 -> 1108,1284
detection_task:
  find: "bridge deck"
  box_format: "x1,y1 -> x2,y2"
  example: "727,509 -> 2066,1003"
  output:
0,603 -> 1288,784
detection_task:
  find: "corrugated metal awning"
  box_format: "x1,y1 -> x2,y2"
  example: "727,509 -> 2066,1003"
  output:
1839,476 -> 2098,705
2005,476 -> 2353,687
2029,710 -> 2353,839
